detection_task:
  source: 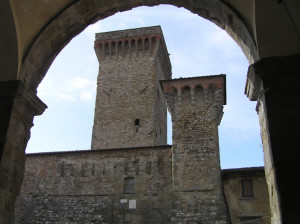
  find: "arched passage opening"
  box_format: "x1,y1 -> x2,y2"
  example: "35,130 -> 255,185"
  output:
26,5 -> 262,169
12,7 -> 268,222
3,1 -> 265,223
12,5 -> 268,224
2,1 -> 300,223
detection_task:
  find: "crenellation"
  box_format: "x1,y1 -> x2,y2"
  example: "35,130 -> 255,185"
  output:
95,26 -> 163,41
94,34 -> 164,63
161,75 -> 226,110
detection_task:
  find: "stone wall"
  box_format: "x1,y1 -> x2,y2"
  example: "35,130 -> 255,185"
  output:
161,75 -> 229,224
14,146 -> 172,224
14,150 -> 272,224
222,167 -> 271,224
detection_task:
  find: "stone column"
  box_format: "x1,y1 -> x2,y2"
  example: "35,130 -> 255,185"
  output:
161,75 -> 229,224
245,53 -> 300,224
0,80 -> 47,224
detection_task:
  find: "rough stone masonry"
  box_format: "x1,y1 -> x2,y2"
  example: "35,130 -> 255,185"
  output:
161,75 -> 228,223
92,26 -> 171,150
14,26 -> 229,224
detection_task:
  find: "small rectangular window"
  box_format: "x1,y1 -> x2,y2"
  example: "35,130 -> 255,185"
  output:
240,216 -> 262,224
123,177 -> 135,194
241,178 -> 254,197
135,119 -> 140,126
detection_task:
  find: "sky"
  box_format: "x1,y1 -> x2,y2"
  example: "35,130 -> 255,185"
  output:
26,5 -> 264,169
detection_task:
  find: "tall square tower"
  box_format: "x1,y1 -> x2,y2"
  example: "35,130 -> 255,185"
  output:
92,26 -> 171,150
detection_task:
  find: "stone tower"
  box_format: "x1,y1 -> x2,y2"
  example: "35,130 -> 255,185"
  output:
161,75 -> 229,223
92,26 -> 171,150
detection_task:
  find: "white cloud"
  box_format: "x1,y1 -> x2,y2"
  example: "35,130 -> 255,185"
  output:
84,22 -> 107,41
70,76 -> 95,89
170,52 -> 194,78
38,75 -> 96,103
80,91 -> 94,102
207,27 -> 242,60
209,28 -> 232,46
55,93 -> 76,101
220,102 -> 260,141
67,76 -> 96,102
227,62 -> 244,74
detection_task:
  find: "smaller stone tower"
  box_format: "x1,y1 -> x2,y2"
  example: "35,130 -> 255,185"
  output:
161,75 -> 229,223
92,26 -> 171,150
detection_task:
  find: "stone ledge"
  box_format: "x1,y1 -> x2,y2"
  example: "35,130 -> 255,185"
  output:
26,145 -> 172,156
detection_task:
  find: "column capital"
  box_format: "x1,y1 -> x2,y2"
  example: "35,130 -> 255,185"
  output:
245,53 -> 300,101
0,80 -> 47,116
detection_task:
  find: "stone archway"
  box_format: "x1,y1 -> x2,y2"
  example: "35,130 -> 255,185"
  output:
2,1 -> 260,223
19,0 -> 258,92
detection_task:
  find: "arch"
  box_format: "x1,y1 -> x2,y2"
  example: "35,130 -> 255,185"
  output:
131,39 -> 136,57
18,0 -> 258,91
150,36 -> 157,56
124,39 -> 129,57
104,42 -> 110,59
137,38 -> 143,55
181,85 -> 191,92
144,37 -> 149,51
181,86 -> 191,105
194,84 -> 204,91
117,40 -> 122,58
111,41 -> 116,57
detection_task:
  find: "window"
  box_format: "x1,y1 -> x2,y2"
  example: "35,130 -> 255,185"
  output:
239,216 -> 262,224
123,177 -> 135,194
135,119 -> 140,126
241,178 -> 254,197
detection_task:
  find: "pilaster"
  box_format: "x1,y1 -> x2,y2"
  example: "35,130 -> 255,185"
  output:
245,53 -> 300,224
0,80 -> 46,224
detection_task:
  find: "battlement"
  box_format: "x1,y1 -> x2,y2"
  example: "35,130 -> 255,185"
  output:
94,26 -> 171,78
160,75 -> 226,104
160,75 -> 226,122
95,26 -> 163,41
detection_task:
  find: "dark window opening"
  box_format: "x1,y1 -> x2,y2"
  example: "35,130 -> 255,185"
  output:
123,177 -> 135,194
241,178 -> 254,197
135,119 -> 140,126
240,216 -> 262,224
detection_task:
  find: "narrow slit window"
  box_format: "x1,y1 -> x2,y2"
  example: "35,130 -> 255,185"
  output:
135,119 -> 140,126
240,216 -> 262,224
